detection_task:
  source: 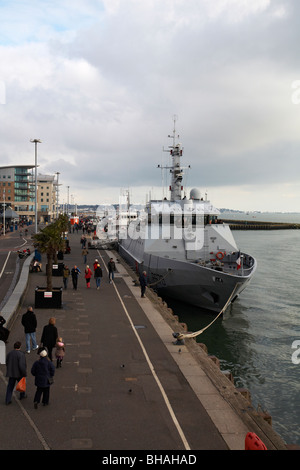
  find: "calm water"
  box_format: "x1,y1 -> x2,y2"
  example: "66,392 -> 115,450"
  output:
165,225 -> 300,446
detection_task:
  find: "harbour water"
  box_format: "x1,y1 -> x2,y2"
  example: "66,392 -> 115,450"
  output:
164,214 -> 300,446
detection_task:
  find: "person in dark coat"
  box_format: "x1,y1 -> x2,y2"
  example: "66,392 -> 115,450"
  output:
21,306 -> 38,353
31,347 -> 55,408
71,265 -> 81,290
94,263 -> 103,289
63,265 -> 70,290
139,271 -> 147,298
40,318 -> 58,361
0,315 -> 9,343
107,258 -> 116,283
5,341 -> 27,404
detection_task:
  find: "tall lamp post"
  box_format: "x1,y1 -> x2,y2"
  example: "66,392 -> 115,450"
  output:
3,189 -> 5,236
30,139 -> 42,233
55,172 -> 60,219
67,185 -> 70,216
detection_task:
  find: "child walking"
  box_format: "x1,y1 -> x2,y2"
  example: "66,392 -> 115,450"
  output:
55,337 -> 65,368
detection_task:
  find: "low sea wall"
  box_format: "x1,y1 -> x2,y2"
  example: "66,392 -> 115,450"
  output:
221,220 -> 300,230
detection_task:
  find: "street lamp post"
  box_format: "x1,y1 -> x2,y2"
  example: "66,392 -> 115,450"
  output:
30,139 -> 42,233
55,172 -> 60,219
3,189 -> 5,236
67,185 -> 70,216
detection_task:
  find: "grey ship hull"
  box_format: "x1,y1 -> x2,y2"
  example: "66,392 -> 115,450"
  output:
119,244 -> 255,313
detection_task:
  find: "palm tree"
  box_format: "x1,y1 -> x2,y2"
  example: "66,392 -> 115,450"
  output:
32,214 -> 69,291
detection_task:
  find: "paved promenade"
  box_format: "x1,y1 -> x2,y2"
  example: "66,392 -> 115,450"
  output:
0,231 -> 287,451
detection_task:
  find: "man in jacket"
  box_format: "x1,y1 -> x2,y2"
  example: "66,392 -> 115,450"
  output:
31,347 -> 55,408
40,317 -> 58,362
107,258 -> 116,283
139,271 -> 147,298
94,263 -> 103,289
21,306 -> 38,353
71,265 -> 81,290
5,341 -> 27,404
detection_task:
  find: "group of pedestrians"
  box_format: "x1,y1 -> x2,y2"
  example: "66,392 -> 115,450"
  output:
61,256 -> 117,291
4,308 -> 65,408
63,265 -> 80,290
84,259 -> 105,289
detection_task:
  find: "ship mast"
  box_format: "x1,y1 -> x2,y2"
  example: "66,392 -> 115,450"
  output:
168,115 -> 182,201
159,115 -> 189,202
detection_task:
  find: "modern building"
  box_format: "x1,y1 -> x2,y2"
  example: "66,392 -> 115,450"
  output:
37,174 -> 58,223
0,165 -> 35,221
0,165 -> 59,223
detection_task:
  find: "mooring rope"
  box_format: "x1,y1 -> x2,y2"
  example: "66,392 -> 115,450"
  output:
174,284 -> 241,341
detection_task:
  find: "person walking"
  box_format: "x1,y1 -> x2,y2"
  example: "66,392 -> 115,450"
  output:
139,271 -> 147,298
94,263 -> 103,290
5,341 -> 27,405
107,258 -> 116,283
82,247 -> 89,264
21,306 -> 38,354
63,265 -> 70,290
71,265 -> 81,290
80,235 -> 86,248
31,347 -> 55,408
84,265 -> 92,288
55,337 -> 65,368
40,318 -> 58,362
0,315 -> 9,343
93,259 -> 99,271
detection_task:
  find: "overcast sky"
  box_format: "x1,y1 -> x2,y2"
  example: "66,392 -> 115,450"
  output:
0,0 -> 300,211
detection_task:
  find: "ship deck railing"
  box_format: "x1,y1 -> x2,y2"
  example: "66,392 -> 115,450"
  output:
194,253 -> 255,277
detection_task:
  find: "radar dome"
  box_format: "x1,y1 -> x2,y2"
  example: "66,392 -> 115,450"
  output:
190,188 -> 201,200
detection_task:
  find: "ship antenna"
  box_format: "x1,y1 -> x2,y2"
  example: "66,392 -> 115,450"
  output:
168,114 -> 179,149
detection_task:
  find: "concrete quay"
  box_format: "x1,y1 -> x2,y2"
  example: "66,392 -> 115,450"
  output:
0,231 -> 287,451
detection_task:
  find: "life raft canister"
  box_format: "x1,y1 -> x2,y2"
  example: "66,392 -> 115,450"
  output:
245,432 -> 267,450
216,251 -> 225,260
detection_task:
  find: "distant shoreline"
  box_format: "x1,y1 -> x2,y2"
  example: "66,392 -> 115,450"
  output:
220,211 -> 300,225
